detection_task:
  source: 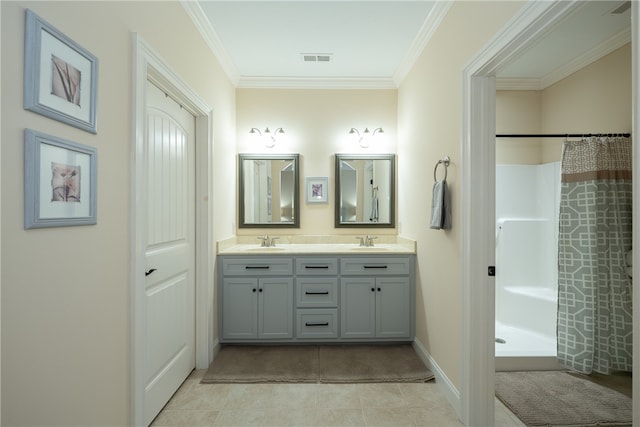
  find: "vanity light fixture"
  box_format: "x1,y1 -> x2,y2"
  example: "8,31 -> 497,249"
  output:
249,127 -> 285,148
348,127 -> 384,148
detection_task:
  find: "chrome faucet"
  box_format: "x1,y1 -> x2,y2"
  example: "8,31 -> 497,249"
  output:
365,235 -> 378,247
356,235 -> 377,247
257,235 -> 279,247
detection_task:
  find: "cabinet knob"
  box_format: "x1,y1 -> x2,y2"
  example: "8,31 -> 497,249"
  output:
259,288 -> 263,292
371,288 -> 375,292
377,287 -> 381,292
252,288 -> 256,292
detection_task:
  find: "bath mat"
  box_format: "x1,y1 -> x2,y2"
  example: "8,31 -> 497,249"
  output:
201,344 -> 434,384
318,344 -> 434,383
495,371 -> 632,426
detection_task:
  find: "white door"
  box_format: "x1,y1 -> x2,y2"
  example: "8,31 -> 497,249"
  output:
144,81 -> 196,425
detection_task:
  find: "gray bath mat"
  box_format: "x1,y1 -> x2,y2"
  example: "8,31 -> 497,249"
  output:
201,344 -> 434,384
495,371 -> 632,426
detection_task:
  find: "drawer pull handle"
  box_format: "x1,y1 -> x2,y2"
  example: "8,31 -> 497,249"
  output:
305,291 -> 330,295
305,322 -> 329,327
305,265 -> 330,269
364,265 -> 388,269
245,265 -> 271,270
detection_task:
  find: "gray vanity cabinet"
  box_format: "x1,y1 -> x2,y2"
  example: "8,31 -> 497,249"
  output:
218,253 -> 414,343
340,257 -> 412,339
221,257 -> 293,340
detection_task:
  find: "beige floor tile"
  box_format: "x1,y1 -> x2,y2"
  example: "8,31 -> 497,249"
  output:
166,383 -> 233,411
357,384 -> 406,408
150,409 -> 219,427
362,407 -> 418,427
397,383 -> 449,408
313,408 -> 366,427
224,384 -> 276,409
264,406 -> 319,426
316,384 -> 361,409
213,408 -> 266,426
269,384 -> 318,409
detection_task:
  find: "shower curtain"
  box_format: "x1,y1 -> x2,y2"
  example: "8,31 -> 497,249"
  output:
557,135 -> 633,375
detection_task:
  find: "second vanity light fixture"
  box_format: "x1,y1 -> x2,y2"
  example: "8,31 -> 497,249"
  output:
349,127 -> 384,148
249,127 -> 285,148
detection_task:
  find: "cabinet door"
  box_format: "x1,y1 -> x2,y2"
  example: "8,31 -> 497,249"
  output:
376,277 -> 411,338
259,277 -> 294,339
340,277 -> 376,338
222,278 -> 258,339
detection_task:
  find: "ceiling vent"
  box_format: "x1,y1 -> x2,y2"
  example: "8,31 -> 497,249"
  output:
301,53 -> 333,63
609,1 -> 631,14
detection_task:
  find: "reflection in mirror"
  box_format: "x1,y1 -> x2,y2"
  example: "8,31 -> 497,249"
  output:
238,154 -> 300,228
335,154 -> 395,228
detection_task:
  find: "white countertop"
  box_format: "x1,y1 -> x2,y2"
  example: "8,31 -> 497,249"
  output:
217,236 -> 416,255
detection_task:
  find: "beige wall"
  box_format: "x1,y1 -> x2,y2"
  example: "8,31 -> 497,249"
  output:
496,91 -> 543,164
236,89 -> 397,236
496,43 -> 632,164
397,1 -> 525,390
1,1 -> 236,425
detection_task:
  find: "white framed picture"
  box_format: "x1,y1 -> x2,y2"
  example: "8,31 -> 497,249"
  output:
306,176 -> 329,204
23,9 -> 99,133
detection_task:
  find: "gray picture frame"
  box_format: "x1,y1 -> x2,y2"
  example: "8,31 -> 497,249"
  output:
24,129 -> 97,229
24,9 -> 99,134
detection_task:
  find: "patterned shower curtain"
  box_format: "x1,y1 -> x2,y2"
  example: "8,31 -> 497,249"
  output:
557,135 -> 633,374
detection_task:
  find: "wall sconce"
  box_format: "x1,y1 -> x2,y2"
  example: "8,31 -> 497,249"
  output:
349,127 -> 384,148
249,127 -> 285,148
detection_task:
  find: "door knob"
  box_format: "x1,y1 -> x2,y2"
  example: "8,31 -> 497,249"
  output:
145,268 -> 157,277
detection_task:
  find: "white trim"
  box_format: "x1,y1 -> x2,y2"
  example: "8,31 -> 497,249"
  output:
412,339 -> 460,419
496,27 -> 632,91
179,0 -> 240,86
131,34 -> 214,426
632,2 -> 639,425
460,1 -> 582,425
393,1 -> 452,86
236,76 -> 397,90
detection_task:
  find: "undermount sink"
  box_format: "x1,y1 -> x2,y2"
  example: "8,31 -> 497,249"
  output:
247,247 -> 286,251
349,246 -> 389,252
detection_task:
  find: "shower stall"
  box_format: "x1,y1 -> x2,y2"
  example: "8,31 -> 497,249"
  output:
495,162 -> 562,371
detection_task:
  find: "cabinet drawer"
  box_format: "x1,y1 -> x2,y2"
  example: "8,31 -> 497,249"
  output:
296,309 -> 338,338
296,278 -> 338,307
295,257 -> 338,275
222,257 -> 293,276
340,257 -> 410,276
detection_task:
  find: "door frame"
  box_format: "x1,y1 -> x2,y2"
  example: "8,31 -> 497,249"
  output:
131,34 -> 214,426
459,1 -> 640,425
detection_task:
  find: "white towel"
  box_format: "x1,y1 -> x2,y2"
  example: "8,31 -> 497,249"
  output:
430,180 -> 451,230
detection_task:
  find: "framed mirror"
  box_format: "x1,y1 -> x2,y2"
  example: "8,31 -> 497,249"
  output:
335,154 -> 395,228
238,154 -> 300,228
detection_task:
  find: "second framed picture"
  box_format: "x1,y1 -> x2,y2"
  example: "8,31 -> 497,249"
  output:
24,129 -> 97,229
306,177 -> 329,204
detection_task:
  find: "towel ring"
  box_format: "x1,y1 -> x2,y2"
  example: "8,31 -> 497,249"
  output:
433,156 -> 450,182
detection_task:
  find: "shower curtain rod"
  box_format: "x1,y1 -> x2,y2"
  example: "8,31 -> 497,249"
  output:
496,133 -> 631,138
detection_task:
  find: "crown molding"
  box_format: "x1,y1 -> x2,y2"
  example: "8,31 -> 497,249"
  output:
393,1 -> 453,86
497,27 -> 631,91
180,0 -> 240,85
236,76 -> 398,90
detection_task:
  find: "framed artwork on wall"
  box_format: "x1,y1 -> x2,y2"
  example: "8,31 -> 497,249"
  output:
306,176 -> 329,204
23,9 -> 99,134
24,129 -> 97,229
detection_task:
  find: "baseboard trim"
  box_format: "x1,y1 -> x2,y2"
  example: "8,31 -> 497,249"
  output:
412,339 -> 461,419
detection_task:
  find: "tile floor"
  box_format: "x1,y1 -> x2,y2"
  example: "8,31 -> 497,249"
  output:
151,369 -> 525,426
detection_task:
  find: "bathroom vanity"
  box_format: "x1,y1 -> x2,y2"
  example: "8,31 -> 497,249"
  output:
217,241 -> 415,343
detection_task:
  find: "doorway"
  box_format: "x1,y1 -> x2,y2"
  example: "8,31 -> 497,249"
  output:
460,2 -> 638,425
132,35 -> 214,426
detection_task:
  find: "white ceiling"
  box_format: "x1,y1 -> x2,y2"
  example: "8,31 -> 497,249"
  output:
185,1 -> 631,89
